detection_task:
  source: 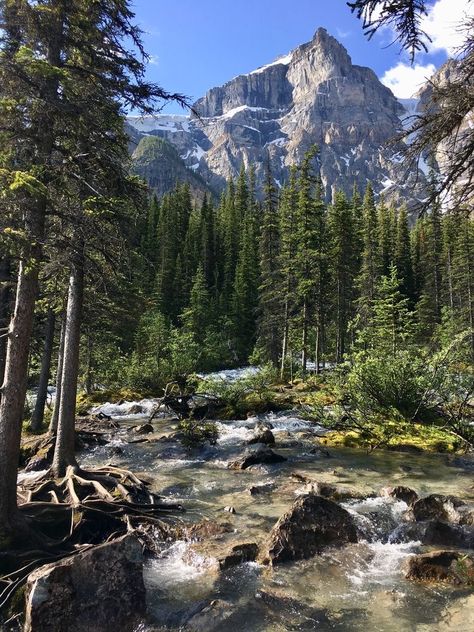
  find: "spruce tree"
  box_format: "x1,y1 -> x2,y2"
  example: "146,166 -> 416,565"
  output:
256,158 -> 281,365
327,191 -> 355,363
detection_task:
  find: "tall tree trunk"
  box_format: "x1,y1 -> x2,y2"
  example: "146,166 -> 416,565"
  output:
0,0 -> 66,537
0,207 -> 45,535
85,330 -> 93,395
280,298 -> 289,380
30,309 -> 56,433
301,299 -> 308,374
50,317 -> 65,435
52,245 -> 84,477
315,326 -> 320,375
0,258 -> 13,392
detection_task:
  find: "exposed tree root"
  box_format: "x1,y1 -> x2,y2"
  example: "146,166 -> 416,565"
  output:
1,466 -> 184,625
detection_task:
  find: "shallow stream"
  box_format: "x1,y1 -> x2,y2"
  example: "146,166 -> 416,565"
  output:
81,400 -> 474,631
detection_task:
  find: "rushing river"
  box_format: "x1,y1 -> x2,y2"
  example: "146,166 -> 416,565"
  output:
81,400 -> 474,631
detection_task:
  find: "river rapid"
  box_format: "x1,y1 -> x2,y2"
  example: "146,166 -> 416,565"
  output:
80,390 -> 474,631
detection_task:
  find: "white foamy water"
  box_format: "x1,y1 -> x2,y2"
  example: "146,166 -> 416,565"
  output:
91,398 -> 160,419
198,366 -> 260,382
347,540 -> 418,590
145,541 -> 214,590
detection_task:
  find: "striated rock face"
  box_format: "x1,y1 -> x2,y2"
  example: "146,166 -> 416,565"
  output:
128,28 -> 429,204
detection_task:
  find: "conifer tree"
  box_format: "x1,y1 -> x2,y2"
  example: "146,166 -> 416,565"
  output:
256,158 -> 281,365
357,183 -> 379,325
395,206 -> 415,303
279,166 -> 299,376
327,191 -> 355,363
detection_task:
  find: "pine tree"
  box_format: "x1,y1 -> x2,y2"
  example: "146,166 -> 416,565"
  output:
327,191 -> 355,363
294,146 -> 322,372
395,206 -> 415,303
279,166 -> 299,377
256,158 -> 281,365
182,264 -> 212,347
357,183 -> 379,325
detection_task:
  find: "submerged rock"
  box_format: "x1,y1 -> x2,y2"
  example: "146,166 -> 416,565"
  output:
184,520 -> 233,541
265,494 -> 358,564
380,485 -> 418,506
25,534 -> 145,632
301,481 -> 368,501
132,422 -> 154,435
248,482 -> 276,495
405,550 -> 474,585
183,599 -> 236,631
228,446 -> 287,470
255,590 -> 330,628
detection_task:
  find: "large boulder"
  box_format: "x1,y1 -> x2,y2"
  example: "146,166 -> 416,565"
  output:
265,494 -> 358,564
412,494 -> 473,524
405,551 -> 474,585
25,534 -> 145,632
228,446 -> 287,470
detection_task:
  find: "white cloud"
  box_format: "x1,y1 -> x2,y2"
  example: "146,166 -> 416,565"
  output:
379,0 -> 473,97
148,55 -> 159,66
381,62 -> 436,98
421,0 -> 473,56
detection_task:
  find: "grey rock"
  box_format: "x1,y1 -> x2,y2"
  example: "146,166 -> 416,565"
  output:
228,446 -> 287,470
265,494 -> 358,564
25,534 -> 145,632
247,428 -> 275,445
218,542 -> 259,570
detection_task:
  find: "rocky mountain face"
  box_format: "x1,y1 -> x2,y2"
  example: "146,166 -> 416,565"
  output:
128,28 -> 429,203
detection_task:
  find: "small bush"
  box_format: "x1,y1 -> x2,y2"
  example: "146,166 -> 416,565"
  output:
177,419 -> 218,448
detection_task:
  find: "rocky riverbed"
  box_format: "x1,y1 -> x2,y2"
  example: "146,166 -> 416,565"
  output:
46,398 -> 472,632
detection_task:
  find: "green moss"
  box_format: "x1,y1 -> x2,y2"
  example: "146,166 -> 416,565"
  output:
7,584 -> 26,618
321,422 -> 461,453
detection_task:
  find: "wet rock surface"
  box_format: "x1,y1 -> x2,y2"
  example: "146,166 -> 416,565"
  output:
405,550 -> 474,585
411,494 -> 473,524
381,485 -> 418,506
247,428 -> 275,445
265,494 -> 358,564
25,534 -> 145,632
228,446 -> 287,470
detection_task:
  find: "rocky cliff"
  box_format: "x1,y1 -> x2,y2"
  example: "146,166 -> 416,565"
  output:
128,28 -> 429,203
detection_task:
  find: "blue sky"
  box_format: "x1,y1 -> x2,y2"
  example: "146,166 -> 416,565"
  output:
131,0 -> 472,113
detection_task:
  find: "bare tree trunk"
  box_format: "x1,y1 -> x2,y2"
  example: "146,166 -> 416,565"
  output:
85,330 -> 93,395
29,309 -> 56,433
0,208 -> 45,535
315,326 -> 320,375
0,258 -> 13,392
280,297 -> 289,380
301,299 -> 308,374
50,317 -> 65,435
52,245 -> 84,477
